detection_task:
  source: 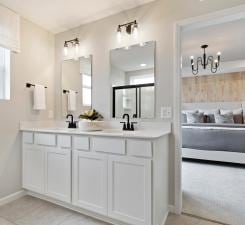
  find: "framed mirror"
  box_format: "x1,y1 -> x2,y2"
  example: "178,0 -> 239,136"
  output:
61,56 -> 92,117
110,41 -> 155,119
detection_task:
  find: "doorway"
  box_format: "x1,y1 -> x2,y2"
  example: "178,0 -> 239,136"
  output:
173,4 -> 245,225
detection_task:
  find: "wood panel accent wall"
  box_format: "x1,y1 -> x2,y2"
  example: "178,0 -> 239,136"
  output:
182,72 -> 245,103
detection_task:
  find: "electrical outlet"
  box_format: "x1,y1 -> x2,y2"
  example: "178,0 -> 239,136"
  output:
161,106 -> 172,119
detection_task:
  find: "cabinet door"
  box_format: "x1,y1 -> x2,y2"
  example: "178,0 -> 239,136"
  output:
45,147 -> 71,203
22,145 -> 45,194
108,156 -> 152,225
73,151 -> 107,215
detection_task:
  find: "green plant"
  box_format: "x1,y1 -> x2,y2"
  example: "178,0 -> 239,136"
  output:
79,109 -> 103,121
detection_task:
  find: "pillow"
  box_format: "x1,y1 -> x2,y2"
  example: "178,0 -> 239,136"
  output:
214,113 -> 234,124
199,109 -> 220,123
220,108 -> 243,124
186,112 -> 205,123
182,110 -> 198,123
182,113 -> 187,123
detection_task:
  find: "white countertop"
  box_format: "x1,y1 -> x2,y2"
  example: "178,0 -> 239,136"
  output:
20,127 -> 171,139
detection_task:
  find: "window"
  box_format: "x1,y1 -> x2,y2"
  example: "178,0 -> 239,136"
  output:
129,74 -> 154,85
0,46 -> 10,100
82,74 -> 92,106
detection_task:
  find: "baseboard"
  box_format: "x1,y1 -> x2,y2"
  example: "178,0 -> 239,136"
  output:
162,211 -> 169,225
0,190 -> 26,206
168,205 -> 176,213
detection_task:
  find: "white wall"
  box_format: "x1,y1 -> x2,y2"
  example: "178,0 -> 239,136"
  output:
55,0 -> 245,205
0,18 -> 55,198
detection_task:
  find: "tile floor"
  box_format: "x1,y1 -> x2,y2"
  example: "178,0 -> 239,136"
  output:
0,196 -> 223,225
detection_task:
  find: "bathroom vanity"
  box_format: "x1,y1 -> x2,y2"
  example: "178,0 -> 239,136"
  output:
21,125 -> 170,225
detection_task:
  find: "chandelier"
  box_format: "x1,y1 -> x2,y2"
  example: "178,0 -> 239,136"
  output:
190,45 -> 221,75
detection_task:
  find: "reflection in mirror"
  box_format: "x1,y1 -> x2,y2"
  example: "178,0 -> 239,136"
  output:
111,41 -> 155,118
62,56 -> 92,117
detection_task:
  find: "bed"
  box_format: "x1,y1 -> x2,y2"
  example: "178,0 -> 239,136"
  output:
181,102 -> 245,164
182,123 -> 245,164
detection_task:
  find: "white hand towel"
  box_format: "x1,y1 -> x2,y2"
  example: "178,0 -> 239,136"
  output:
33,84 -> 46,110
68,90 -> 76,111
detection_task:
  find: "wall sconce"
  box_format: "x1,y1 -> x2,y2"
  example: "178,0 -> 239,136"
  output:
63,38 -> 80,58
117,20 -> 138,44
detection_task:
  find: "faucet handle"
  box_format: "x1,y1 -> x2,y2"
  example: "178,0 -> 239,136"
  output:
120,122 -> 127,130
130,122 -> 137,131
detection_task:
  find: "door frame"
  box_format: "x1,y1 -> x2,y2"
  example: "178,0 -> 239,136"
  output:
173,4 -> 245,214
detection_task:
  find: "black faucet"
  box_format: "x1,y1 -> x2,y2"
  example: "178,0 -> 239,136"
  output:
121,113 -> 137,131
66,114 -> 77,128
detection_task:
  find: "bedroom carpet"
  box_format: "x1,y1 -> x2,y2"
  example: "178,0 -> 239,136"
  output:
182,160 -> 245,225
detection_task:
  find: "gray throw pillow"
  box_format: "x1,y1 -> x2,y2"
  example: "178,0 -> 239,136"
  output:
182,113 -> 187,123
214,113 -> 234,124
186,112 -> 205,123
220,109 -> 243,124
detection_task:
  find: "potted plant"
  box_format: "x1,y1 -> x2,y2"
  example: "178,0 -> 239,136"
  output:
78,109 -> 103,130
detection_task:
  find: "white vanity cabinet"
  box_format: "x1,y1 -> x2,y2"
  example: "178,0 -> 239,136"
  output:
22,133 -> 72,203
108,156 -> 152,225
73,151 -> 107,215
22,130 -> 169,225
22,144 -> 45,194
45,147 -> 71,203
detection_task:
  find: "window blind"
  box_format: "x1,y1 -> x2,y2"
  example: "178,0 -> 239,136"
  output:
0,5 -> 20,52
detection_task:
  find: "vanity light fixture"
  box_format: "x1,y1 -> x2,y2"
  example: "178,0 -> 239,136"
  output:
63,38 -> 80,57
190,44 -> 221,75
117,20 -> 138,44
140,63 -> 147,67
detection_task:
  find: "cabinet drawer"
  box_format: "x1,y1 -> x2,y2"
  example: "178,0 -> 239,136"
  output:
127,140 -> 152,158
57,135 -> 71,148
73,136 -> 89,151
23,132 -> 33,144
35,133 -> 56,146
91,137 -> 125,155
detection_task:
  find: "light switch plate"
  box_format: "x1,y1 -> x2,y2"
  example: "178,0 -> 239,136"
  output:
161,106 -> 172,119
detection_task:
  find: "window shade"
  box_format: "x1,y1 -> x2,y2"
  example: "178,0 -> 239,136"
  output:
0,5 -> 20,53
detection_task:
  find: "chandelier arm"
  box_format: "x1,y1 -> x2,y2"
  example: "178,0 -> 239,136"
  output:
207,55 -> 213,62
210,57 -> 218,73
191,60 -> 199,75
197,57 -> 203,66
211,66 -> 218,73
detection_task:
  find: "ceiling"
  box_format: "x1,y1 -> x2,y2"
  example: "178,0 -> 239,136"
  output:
111,41 -> 155,72
182,18 -> 245,68
0,0 -> 155,33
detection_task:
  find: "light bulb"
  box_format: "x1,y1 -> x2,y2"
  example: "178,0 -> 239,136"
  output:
133,24 -> 138,39
117,26 -> 122,43
63,43 -> 68,56
217,51 -> 221,56
75,43 -> 79,55
190,56 -> 194,60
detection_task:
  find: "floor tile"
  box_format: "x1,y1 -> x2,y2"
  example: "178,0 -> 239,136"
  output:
0,217 -> 15,225
165,213 -> 201,225
59,212 -> 108,225
0,196 -> 45,222
14,202 -> 72,225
